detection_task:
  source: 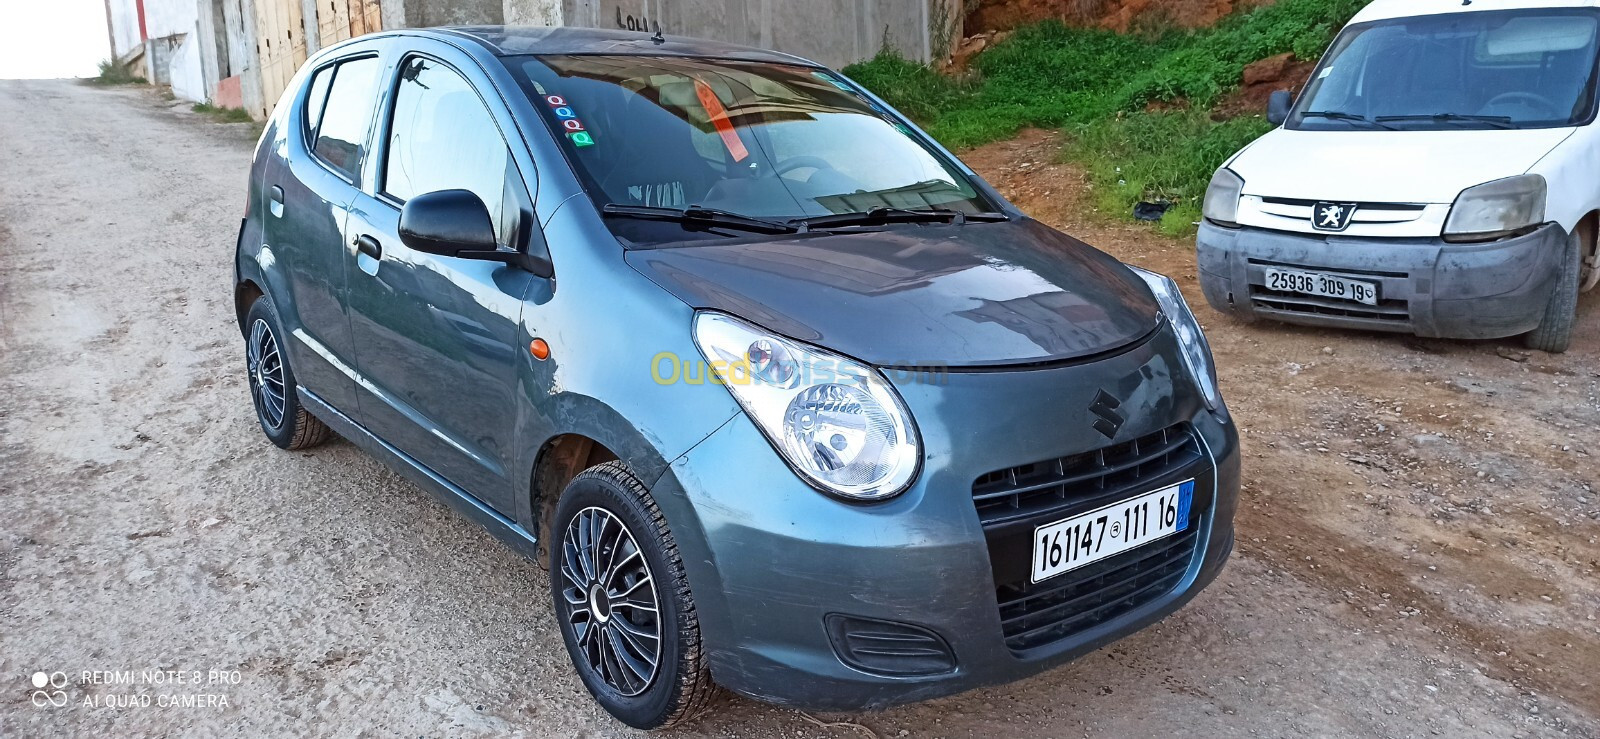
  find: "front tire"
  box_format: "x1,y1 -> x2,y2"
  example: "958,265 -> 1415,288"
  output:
1523,228 -> 1582,353
243,295 -> 333,449
550,461 -> 716,729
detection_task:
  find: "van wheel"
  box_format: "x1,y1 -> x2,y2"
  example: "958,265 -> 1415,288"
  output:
550,461 -> 717,729
1523,228 -> 1582,354
243,296 -> 333,449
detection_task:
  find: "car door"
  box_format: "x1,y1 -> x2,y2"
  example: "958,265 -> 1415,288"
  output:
263,52 -> 385,415
342,50 -> 542,514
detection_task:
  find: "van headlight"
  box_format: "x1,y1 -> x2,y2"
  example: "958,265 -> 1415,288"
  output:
1202,168 -> 1244,227
1129,267 -> 1222,410
693,312 -> 921,501
1443,174 -> 1546,242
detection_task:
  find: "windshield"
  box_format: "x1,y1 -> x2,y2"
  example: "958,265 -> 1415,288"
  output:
1291,9 -> 1600,131
511,55 -> 994,242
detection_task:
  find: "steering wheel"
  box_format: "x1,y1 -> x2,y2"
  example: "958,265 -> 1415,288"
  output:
1483,91 -> 1560,117
774,155 -> 837,177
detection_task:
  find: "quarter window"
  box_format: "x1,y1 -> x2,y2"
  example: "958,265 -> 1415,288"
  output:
313,56 -> 382,181
303,65 -> 333,140
384,56 -> 524,250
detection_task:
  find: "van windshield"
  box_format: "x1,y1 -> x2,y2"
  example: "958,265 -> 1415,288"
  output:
510,55 -> 995,243
1291,9 -> 1600,132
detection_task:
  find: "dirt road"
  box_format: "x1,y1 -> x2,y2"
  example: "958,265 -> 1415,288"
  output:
1,81 -> 1596,737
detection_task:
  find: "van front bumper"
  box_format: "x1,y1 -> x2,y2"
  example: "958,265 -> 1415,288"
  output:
1195,221 -> 1567,339
649,327 -> 1239,710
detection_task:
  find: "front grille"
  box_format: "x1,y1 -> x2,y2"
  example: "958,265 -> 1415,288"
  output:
1250,287 -> 1411,323
996,528 -> 1198,651
972,424 -> 1202,528
971,422 -> 1208,653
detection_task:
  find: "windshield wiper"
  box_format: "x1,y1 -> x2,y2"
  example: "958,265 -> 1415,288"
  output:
1300,111 -> 1396,130
601,203 -> 798,234
1375,113 -> 1516,129
792,206 -> 1008,232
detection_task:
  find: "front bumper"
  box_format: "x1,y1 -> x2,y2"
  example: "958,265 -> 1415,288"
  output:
1195,221 -> 1568,339
652,328 -> 1240,710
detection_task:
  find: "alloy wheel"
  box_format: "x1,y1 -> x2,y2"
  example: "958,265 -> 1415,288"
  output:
559,506 -> 662,697
247,318 -> 287,429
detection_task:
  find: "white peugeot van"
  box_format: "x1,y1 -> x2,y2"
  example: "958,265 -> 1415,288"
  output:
1198,0 -> 1599,352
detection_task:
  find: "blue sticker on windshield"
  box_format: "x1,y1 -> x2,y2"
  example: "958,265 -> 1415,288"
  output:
813,71 -> 854,92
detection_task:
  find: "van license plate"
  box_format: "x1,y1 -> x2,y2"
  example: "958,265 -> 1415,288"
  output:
1264,268 -> 1378,305
1031,480 -> 1194,584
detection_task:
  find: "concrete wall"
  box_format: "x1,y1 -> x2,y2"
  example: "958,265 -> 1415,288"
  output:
404,0 -> 504,27
505,0 -> 962,67
107,0 -> 143,59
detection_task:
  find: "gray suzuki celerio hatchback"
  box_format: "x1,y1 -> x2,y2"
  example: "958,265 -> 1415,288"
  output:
235,26 -> 1241,729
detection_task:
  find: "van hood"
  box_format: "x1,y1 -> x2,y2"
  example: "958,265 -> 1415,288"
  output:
1230,127 -> 1575,203
625,219 -> 1159,368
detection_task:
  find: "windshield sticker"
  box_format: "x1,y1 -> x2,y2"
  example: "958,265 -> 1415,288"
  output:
693,78 -> 750,162
1318,66 -> 1333,79
812,71 -> 854,92
543,94 -> 596,147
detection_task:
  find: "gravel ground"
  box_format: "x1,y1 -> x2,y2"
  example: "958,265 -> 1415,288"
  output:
1,81 -> 1596,738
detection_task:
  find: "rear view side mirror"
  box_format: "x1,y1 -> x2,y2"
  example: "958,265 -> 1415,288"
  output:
399,189 -> 553,278
1267,90 -> 1293,126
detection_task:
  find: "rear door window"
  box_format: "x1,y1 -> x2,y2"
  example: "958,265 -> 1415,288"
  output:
313,56 -> 382,182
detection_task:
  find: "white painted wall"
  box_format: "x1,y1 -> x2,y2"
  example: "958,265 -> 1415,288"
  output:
107,0 -> 143,59
170,31 -> 207,100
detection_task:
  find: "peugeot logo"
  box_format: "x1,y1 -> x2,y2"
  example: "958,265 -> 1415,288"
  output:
1089,389 -> 1124,439
1312,201 -> 1358,231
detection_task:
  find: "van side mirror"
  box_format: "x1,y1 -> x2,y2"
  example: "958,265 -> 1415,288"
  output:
398,189 -> 553,278
1267,90 -> 1293,126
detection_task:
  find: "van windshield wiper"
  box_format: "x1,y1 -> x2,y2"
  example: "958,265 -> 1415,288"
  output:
792,206 -> 1009,231
1375,113 -> 1516,129
1300,110 -> 1396,130
601,203 -> 798,234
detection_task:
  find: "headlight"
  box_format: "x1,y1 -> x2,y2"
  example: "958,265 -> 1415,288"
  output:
1443,174 -> 1546,242
692,312 -> 921,501
1129,267 -> 1222,410
1202,168 -> 1244,226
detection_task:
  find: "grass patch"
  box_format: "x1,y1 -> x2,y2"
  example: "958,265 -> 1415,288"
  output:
1066,112 -> 1273,235
193,102 -> 254,123
89,60 -> 146,86
841,0 -> 1369,232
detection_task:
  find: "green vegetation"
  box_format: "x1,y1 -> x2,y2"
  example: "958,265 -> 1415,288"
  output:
192,102 -> 255,124
841,0 -> 1368,234
90,60 -> 146,86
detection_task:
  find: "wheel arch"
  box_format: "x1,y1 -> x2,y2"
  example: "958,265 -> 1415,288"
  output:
235,279 -> 265,334
1577,209 -> 1598,292
529,432 -> 621,567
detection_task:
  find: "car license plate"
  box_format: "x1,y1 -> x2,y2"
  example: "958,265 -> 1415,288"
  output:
1031,480 -> 1194,584
1264,268 -> 1378,305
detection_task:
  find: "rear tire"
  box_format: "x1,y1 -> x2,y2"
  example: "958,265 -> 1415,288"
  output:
243,295 -> 333,449
1523,228 -> 1581,354
550,461 -> 717,729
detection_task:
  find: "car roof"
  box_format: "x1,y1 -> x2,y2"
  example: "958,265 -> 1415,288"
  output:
418,25 -> 819,66
1351,0 -> 1600,25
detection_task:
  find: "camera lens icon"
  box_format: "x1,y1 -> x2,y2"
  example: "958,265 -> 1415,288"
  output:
31,671 -> 68,707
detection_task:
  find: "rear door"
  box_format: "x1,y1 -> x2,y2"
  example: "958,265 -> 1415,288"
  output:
263,52 -> 385,415
342,49 -> 542,514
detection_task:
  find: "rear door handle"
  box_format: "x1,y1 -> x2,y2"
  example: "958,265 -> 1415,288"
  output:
354,234 -> 382,260
268,185 -> 284,217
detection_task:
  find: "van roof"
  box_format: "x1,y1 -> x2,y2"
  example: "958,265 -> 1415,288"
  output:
1351,0 -> 1600,25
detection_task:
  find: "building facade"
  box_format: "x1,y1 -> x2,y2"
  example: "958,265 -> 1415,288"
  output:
106,0 -> 963,118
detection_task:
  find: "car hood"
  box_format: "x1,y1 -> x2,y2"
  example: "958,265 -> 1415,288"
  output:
1230,127 -> 1576,203
625,219 -> 1159,368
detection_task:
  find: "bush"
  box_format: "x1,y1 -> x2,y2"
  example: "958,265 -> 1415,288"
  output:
90,60 -> 146,86
840,0 -> 1369,233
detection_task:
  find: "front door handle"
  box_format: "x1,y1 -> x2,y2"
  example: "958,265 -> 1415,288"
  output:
354,234 -> 382,260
